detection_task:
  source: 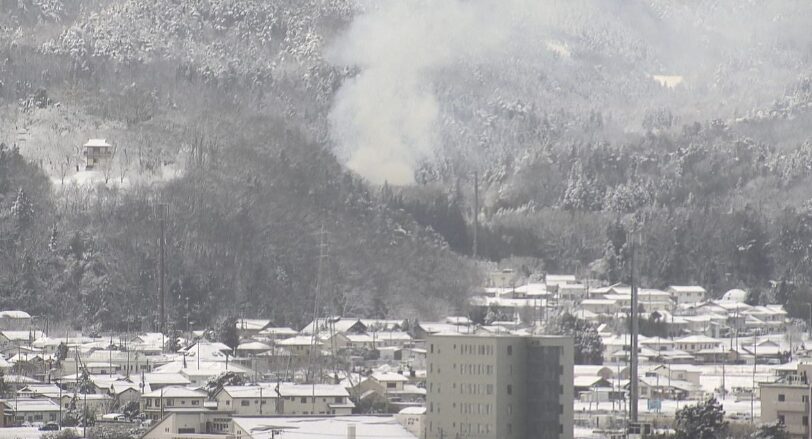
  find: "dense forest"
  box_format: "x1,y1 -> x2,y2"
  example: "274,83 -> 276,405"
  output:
2,0 -> 812,330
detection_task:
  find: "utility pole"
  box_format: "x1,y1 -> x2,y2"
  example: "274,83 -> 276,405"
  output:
629,233 -> 639,425
472,172 -> 478,259
159,203 -> 167,334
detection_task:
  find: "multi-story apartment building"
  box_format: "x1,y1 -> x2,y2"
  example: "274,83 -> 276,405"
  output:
425,333 -> 574,439
760,363 -> 812,439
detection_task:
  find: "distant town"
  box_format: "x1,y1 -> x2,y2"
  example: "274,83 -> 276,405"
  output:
0,268 -> 803,439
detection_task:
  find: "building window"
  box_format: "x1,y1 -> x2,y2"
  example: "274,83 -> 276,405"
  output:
300,397 -> 307,403
507,385 -> 512,395
241,401 -> 250,407
778,394 -> 786,402
507,345 -> 512,355
778,415 -> 785,424
804,416 -> 809,426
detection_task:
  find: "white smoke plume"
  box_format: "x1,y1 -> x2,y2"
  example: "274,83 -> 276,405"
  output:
327,0 -> 521,185
327,0 -> 812,185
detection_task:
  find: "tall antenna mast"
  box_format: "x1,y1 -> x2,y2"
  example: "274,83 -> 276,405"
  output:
308,225 -> 328,384
472,172 -> 479,258
629,233 -> 639,426
159,203 -> 167,335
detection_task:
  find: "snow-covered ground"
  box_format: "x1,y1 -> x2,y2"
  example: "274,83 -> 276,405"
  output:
0,427 -> 57,439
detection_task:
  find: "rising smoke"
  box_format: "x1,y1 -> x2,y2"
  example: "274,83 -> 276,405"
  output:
327,0 -> 812,186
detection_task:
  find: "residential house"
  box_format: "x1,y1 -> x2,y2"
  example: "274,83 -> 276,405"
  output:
275,383 -> 354,415
60,393 -> 113,420
0,311 -> 32,330
214,385 -> 277,415
667,286 -> 707,305
141,387 -> 208,420
235,319 -> 271,338
275,336 -> 322,358
5,399 -> 60,426
141,410 -> 234,439
83,138 -> 113,170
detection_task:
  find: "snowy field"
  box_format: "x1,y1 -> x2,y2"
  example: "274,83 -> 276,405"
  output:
0,428 -> 48,439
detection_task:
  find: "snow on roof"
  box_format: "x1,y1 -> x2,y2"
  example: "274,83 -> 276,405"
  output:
276,336 -> 321,346
676,335 -> 722,344
582,299 -> 616,305
6,398 -> 60,412
722,289 -> 749,302
236,319 -> 271,331
277,383 -> 349,398
143,373 -> 191,385
258,327 -> 298,337
221,385 -> 276,398
237,342 -> 272,352
233,416 -> 413,439
143,386 -> 207,398
300,317 -> 365,335
668,286 -> 707,293
1,330 -> 44,341
84,139 -> 111,147
0,311 -> 31,319
398,406 -> 426,415
574,376 -> 609,387
371,372 -> 409,383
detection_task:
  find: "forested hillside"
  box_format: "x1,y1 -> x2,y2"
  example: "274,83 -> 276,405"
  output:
2,0 -> 812,329
0,0 -> 476,331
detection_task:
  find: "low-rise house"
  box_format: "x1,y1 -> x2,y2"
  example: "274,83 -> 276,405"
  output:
214,385 -> 277,415
16,384 -> 61,399
83,138 -> 113,170
5,398 -> 60,425
673,335 -> 722,354
235,342 -> 272,356
257,327 -> 298,342
276,383 -> 354,415
300,317 -> 367,336
60,393 -> 113,419
667,286 -> 707,305
141,410 -> 234,439
275,336 -> 322,358
109,381 -> 141,408
143,372 -> 191,390
580,299 -> 619,315
235,319 -> 272,338
0,311 -> 32,331
141,387 -> 208,420
0,330 -> 45,350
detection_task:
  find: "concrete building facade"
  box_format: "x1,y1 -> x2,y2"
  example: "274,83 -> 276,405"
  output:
425,334 -> 574,439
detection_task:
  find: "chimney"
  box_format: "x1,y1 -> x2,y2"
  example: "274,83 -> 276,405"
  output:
347,424 -> 356,439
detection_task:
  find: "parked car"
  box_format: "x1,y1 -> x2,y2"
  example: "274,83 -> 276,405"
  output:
39,423 -> 59,431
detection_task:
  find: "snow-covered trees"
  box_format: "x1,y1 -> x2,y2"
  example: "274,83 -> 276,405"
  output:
544,313 -> 604,365
674,397 -> 728,439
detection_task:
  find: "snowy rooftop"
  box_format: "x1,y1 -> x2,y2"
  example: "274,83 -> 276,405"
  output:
233,416 -> 416,439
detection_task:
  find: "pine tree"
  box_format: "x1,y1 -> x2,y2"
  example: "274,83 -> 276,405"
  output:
752,422 -> 789,439
11,187 -> 34,229
48,223 -> 58,252
674,397 -> 728,439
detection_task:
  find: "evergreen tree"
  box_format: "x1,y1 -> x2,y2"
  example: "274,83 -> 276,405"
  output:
674,397 -> 728,439
545,313 -> 604,365
48,223 -> 58,252
752,422 -> 789,439
218,316 -> 239,352
10,187 -> 34,229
